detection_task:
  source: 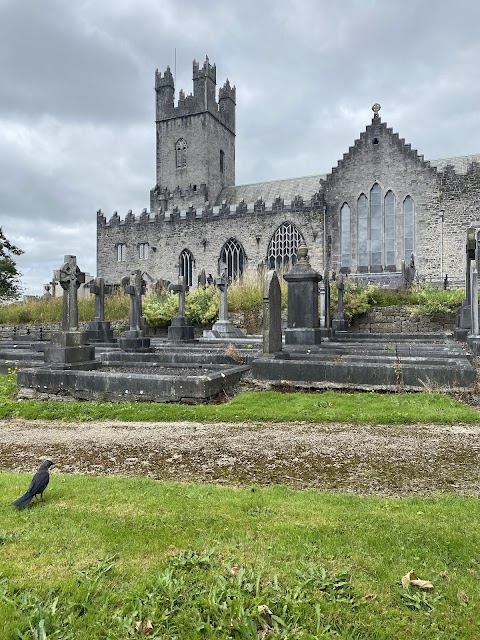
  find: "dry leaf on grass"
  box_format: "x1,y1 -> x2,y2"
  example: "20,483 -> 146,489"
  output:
401,569 -> 434,590
134,619 -> 154,635
230,564 -> 239,576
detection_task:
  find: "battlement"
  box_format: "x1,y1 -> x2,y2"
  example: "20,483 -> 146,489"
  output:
193,56 -> 216,83
155,56 -> 235,133
98,193 -> 323,229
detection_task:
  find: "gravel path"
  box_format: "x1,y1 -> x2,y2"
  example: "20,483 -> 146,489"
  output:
1,419 -> 479,497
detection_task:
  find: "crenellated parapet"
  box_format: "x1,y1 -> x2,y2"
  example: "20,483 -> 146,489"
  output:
155,56 -> 236,134
98,194 -> 324,229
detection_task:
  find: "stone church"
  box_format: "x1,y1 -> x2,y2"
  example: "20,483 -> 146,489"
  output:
97,56 -> 480,289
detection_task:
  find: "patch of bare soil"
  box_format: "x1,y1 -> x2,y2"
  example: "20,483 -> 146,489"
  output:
1,419 -> 479,497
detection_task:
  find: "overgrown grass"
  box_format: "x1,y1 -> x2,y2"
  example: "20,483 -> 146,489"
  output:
1,373 -> 479,424
0,291 -> 129,325
0,476 -> 479,638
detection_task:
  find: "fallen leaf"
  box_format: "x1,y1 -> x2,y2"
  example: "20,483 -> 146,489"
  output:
230,564 -> 239,577
401,569 -> 433,590
363,593 -> 377,600
457,591 -> 469,603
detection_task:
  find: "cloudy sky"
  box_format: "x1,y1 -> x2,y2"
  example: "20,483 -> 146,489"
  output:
2,0 -> 480,294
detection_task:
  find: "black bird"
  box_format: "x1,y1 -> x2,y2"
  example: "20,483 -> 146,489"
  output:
12,460 -> 54,509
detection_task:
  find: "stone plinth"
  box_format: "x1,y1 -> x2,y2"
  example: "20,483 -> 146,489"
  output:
85,320 -> 115,343
118,330 -> 151,351
283,244 -> 322,345
44,331 -> 99,370
168,316 -> 195,341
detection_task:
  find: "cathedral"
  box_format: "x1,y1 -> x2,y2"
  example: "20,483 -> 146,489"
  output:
97,56 -> 480,289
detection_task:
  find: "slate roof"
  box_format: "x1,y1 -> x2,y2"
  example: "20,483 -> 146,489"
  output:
215,154 -> 480,207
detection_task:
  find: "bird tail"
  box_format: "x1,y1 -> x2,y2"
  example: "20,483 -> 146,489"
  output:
12,492 -> 33,509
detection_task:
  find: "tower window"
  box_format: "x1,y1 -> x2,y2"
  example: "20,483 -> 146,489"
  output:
117,243 -> 127,262
220,149 -> 225,174
139,243 -> 149,260
179,249 -> 194,287
175,138 -> 187,169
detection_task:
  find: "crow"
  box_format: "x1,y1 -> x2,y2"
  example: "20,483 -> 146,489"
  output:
12,460 -> 54,509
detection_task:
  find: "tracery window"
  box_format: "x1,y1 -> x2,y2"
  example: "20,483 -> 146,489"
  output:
403,196 -> 414,263
220,238 -> 246,281
179,248 -> 194,287
138,243 -> 149,260
340,203 -> 351,269
175,138 -> 187,169
357,194 -> 368,267
370,184 -> 382,266
117,243 -> 127,262
384,191 -> 395,267
267,222 -> 304,272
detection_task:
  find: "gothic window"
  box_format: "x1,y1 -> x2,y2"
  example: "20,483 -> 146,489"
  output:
220,238 -> 246,281
340,203 -> 351,269
220,149 -> 225,174
403,196 -> 414,263
267,222 -> 304,272
179,248 -> 194,287
370,184 -> 382,266
384,191 -> 395,266
357,194 -> 368,267
117,243 -> 127,262
175,138 -> 187,169
138,243 -> 149,260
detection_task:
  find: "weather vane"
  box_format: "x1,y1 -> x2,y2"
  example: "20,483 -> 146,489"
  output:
372,103 -> 381,114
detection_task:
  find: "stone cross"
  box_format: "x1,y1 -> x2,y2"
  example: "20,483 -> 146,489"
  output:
470,264 -> 479,336
124,270 -> 146,332
336,275 -> 345,314
57,255 -> 85,331
323,269 -> 331,330
89,277 -> 112,322
216,261 -> 228,322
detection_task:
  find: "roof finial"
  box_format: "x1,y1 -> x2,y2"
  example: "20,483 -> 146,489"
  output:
372,103 -> 381,114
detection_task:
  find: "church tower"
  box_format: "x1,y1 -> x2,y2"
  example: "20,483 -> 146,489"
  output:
150,57 -> 236,212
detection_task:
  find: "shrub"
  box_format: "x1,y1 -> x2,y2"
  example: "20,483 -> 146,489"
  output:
185,284 -> 219,324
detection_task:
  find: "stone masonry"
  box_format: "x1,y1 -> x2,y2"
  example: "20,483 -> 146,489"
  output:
97,56 -> 480,289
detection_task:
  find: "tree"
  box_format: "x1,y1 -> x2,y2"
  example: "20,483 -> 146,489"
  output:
0,227 -> 24,302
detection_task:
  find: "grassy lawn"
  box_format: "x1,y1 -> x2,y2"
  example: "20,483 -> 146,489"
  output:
1,373 -> 479,424
1,475 -> 479,638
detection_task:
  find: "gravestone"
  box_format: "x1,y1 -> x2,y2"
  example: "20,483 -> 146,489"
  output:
455,227 -> 476,340
44,255 -> 98,369
203,262 -> 246,339
332,275 -> 349,332
283,244 -> 322,345
262,270 -> 283,354
118,270 -> 151,351
85,277 -> 115,342
198,269 -> 207,288
320,269 -> 332,338
167,276 -> 195,341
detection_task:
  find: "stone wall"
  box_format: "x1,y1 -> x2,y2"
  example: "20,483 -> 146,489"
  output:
351,306 -> 456,333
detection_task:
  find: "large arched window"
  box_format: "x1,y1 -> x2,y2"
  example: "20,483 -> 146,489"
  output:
220,238 -> 246,281
357,194 -> 368,268
370,184 -> 382,267
340,203 -> 351,269
175,138 -> 187,169
179,248 -> 194,287
384,190 -> 395,267
403,196 -> 414,263
267,222 -> 304,272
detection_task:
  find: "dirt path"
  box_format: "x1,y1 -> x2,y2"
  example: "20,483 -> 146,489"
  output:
1,419 -> 479,497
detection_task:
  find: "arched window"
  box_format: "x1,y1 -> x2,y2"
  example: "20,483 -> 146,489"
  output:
116,243 -> 127,262
220,149 -> 225,174
179,249 -> 194,287
370,184 -> 382,267
175,138 -> 187,169
267,222 -> 304,272
403,196 -> 414,263
357,194 -> 368,268
384,191 -> 395,267
340,203 -> 351,269
220,238 -> 246,281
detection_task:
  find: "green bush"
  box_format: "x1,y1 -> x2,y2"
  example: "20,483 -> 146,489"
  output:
185,285 -> 219,324
143,291 -> 179,328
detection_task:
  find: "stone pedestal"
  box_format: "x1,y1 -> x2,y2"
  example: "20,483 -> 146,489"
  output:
332,312 -> 349,332
168,316 -> 195,341
203,320 -> 245,339
283,244 -> 322,346
85,320 -> 115,343
118,330 -> 151,351
44,331 -> 99,370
